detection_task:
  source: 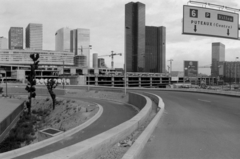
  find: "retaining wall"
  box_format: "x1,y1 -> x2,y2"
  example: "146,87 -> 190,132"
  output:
0,101 -> 24,143
4,87 -> 65,96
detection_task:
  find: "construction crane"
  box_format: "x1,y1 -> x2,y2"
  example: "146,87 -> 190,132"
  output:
99,51 -> 122,69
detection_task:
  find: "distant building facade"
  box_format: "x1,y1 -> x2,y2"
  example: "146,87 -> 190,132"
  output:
145,26 -> 166,73
70,28 -> 90,67
0,37 -> 8,49
211,42 -> 225,77
0,49 -> 74,66
55,27 -> 71,52
8,27 -> 24,49
26,23 -> 43,50
125,2 -> 145,72
221,61 -> 240,84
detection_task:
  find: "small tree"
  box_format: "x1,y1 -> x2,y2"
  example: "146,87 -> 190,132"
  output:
25,53 -> 39,114
45,79 -> 59,110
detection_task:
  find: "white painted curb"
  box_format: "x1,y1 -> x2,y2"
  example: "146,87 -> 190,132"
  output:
0,103 -> 103,159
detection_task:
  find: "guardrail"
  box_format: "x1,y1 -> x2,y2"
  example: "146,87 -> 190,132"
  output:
1,86 -> 66,96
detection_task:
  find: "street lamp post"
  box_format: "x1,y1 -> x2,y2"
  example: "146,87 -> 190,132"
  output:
124,27 -> 130,96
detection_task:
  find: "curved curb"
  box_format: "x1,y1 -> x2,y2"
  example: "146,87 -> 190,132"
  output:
122,92 -> 165,159
33,92 -> 152,159
0,103 -> 103,159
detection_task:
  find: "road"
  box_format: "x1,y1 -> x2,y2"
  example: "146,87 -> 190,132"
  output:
14,97 -> 137,159
143,91 -> 240,159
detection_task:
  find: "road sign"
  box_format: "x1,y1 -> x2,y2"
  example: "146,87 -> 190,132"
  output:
183,5 -> 239,39
184,61 -> 198,77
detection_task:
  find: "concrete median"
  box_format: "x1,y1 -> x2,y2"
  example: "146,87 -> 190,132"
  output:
122,92 -> 165,159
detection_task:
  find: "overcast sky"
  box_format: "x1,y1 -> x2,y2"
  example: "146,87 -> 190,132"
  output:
1,0 -> 240,75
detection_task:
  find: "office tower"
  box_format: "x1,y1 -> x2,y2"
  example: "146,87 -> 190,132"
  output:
0,37 -> 8,49
211,42 -> 225,77
125,2 -> 145,72
70,28 -> 90,67
26,23 -> 43,50
145,26 -> 166,73
8,27 -> 23,49
55,27 -> 71,52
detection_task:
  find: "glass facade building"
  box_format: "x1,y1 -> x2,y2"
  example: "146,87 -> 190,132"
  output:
211,42 -> 225,77
125,2 -> 145,72
55,27 -> 71,52
70,28 -> 90,68
8,27 -> 23,50
26,23 -> 43,50
145,26 -> 166,73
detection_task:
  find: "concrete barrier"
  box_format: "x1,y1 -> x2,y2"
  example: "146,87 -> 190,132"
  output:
33,92 -> 152,159
0,101 -> 24,143
2,87 -> 66,96
0,104 -> 103,159
122,92 -> 165,159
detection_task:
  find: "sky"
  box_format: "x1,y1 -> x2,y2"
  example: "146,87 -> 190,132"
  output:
1,0 -> 240,75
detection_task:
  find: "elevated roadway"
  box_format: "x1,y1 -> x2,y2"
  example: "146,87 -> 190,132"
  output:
142,91 -> 240,159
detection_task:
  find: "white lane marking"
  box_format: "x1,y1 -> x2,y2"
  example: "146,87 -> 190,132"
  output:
198,99 -> 211,103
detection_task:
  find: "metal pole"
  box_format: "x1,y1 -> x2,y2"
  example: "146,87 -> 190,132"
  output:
63,61 -> 65,89
111,51 -> 114,69
5,71 -> 7,96
124,27 -> 128,95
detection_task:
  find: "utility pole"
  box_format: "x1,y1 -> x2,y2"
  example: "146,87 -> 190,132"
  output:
168,59 -> 173,74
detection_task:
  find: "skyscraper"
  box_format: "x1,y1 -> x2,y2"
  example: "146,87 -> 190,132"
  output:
26,23 -> 43,50
0,37 -> 8,49
70,28 -> 90,67
211,42 -> 225,77
145,26 -> 166,73
55,27 -> 71,52
8,27 -> 23,49
125,2 -> 145,72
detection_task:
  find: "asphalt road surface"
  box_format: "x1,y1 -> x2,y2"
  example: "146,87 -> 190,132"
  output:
143,91 -> 240,159
14,97 -> 137,159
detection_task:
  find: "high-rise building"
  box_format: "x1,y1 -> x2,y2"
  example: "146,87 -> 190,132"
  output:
125,2 -> 145,72
70,28 -> 90,67
145,26 -> 166,73
8,27 -> 23,49
55,27 -> 71,52
0,37 -> 8,49
26,23 -> 43,50
211,42 -> 225,77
